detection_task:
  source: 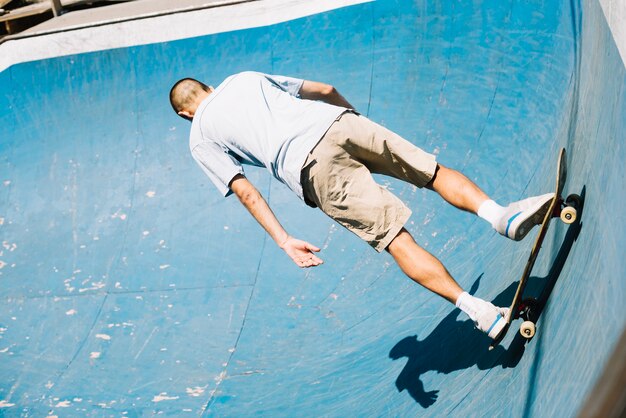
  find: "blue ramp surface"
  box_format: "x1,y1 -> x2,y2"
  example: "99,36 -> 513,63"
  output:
1,0 -> 625,416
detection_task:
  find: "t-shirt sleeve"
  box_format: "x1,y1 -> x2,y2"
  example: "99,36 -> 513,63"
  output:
191,141 -> 244,197
268,74 -> 305,97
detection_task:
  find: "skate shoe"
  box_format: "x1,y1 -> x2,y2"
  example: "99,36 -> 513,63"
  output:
496,193 -> 554,241
475,304 -> 509,339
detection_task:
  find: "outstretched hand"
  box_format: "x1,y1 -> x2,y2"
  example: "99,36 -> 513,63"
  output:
280,236 -> 323,268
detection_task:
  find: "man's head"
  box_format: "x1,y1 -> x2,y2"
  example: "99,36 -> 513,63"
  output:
169,78 -> 213,121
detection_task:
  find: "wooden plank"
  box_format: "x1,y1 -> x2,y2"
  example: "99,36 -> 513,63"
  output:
0,0 -> 14,10
0,3 -> 51,23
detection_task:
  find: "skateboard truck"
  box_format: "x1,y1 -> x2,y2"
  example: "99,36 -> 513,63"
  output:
515,298 -> 539,339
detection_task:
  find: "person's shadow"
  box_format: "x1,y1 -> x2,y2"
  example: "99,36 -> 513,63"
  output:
389,187 -> 585,408
388,276 -> 519,408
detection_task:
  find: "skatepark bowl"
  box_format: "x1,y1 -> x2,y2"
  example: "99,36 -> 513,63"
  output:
0,0 -> 625,416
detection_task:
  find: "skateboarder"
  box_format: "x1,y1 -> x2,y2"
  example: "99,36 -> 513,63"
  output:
169,71 -> 553,340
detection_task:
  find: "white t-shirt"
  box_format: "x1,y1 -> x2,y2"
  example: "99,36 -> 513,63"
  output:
189,71 -> 347,200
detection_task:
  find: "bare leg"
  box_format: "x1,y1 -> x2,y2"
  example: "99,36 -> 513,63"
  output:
386,227 -> 463,304
426,164 -> 489,214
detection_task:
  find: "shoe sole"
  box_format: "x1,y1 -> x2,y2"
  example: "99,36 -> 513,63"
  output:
512,197 -> 553,240
487,313 -> 507,339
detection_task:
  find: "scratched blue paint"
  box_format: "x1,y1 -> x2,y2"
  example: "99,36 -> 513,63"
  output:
0,0 -> 624,416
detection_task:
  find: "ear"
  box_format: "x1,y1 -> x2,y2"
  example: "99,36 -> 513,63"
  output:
178,110 -> 193,120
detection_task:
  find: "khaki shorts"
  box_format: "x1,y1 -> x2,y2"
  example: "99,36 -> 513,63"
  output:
301,112 -> 437,252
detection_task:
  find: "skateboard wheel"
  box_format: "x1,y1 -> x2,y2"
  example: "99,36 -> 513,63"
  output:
560,206 -> 577,224
520,321 -> 536,339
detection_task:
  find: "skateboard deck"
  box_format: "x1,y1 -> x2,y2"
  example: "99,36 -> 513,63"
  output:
489,148 -> 579,350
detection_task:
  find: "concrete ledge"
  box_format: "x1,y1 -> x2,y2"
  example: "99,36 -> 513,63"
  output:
0,0 -> 370,72
16,0 -> 242,35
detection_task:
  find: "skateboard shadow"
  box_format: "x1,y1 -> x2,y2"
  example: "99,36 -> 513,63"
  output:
388,187 -> 586,409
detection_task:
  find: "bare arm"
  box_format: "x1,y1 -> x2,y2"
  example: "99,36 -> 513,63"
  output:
299,80 -> 355,110
229,174 -> 323,268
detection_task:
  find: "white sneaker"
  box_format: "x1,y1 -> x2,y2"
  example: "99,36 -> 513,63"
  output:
475,304 -> 509,339
496,193 -> 554,241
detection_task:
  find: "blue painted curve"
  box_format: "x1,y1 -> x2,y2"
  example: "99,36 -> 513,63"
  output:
0,0 -> 624,416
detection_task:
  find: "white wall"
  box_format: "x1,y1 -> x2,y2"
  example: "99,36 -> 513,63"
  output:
599,0 -> 626,65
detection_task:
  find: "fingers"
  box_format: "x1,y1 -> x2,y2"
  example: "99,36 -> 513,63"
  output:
282,238 -> 323,268
294,253 -> 323,268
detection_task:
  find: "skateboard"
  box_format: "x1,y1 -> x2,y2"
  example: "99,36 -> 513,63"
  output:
489,148 -> 580,350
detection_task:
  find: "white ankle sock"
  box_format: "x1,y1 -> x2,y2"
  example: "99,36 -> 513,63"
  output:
477,199 -> 505,228
455,291 -> 482,321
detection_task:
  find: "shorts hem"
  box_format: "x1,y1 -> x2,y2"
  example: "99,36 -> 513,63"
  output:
421,155 -> 439,187
372,206 -> 412,252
